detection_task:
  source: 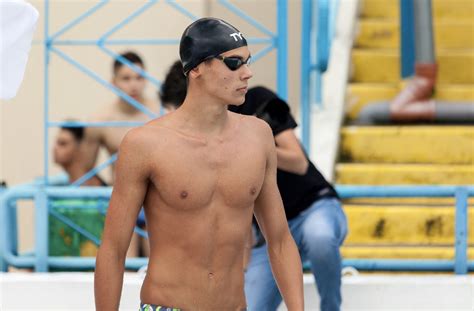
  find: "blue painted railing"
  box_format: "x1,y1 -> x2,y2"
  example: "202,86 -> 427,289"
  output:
400,0 -> 416,78
300,0 -> 339,150
43,0 -> 288,186
1,185 -> 472,273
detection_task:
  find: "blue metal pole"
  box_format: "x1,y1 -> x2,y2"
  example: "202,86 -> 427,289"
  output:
52,38 -> 272,46
218,0 -> 275,37
10,201 -> 18,257
35,190 -> 49,272
301,0 -> 311,150
44,0 -> 50,185
252,44 -> 276,63
0,195 -> 9,271
165,0 -> 198,21
400,0 -> 416,77
276,0 -> 288,101
49,0 -> 108,41
454,187 -> 468,274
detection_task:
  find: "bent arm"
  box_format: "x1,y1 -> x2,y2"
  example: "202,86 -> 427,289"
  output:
94,130 -> 149,310
254,125 -> 304,311
274,129 -> 308,175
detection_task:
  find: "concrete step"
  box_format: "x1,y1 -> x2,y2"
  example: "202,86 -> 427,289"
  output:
355,20 -> 474,49
340,126 -> 474,164
343,197 -> 474,206
335,164 -> 474,185
341,245 -> 474,260
351,49 -> 474,83
346,83 -> 474,120
343,204 -> 474,245
360,0 -> 474,20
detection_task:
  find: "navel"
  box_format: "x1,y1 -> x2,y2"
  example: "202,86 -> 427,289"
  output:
180,191 -> 188,199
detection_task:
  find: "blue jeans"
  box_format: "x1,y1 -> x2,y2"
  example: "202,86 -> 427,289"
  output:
244,197 -> 348,311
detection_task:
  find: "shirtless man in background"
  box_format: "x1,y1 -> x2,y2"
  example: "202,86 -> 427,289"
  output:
82,51 -> 158,256
82,51 -> 159,177
95,18 -> 304,311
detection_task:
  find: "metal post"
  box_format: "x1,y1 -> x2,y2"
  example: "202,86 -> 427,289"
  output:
276,0 -> 288,101
454,187 -> 468,274
301,0 -> 312,150
400,0 -> 416,77
413,0 -> 435,63
44,0 -> 50,185
0,197 -> 8,272
35,190 -> 49,272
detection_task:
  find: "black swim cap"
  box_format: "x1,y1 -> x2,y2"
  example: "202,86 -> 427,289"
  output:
180,17 -> 248,75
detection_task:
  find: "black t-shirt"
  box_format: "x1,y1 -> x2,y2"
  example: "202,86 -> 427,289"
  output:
231,86 -> 339,220
273,107 -> 338,219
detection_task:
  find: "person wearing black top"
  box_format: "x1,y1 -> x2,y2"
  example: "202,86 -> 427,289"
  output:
230,87 -> 348,311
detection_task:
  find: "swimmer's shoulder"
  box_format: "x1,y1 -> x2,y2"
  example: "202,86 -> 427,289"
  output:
229,111 -> 273,139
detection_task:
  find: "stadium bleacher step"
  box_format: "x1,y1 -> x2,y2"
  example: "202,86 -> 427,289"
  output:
341,246 -> 474,260
355,20 -> 474,50
339,0 -> 474,263
336,163 -> 474,185
360,0 -> 474,20
343,204 -> 474,245
352,49 -> 474,84
340,126 -> 474,164
346,83 -> 474,120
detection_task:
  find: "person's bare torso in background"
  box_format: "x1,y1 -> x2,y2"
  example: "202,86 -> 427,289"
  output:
138,112 -> 267,310
82,98 -> 158,175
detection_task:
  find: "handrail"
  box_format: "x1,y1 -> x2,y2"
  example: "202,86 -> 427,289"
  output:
1,185 -> 472,272
301,0 -> 339,150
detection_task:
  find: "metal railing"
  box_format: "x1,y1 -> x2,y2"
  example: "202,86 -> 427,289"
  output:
1,185 -> 472,273
43,0 -> 289,186
300,0 -> 339,150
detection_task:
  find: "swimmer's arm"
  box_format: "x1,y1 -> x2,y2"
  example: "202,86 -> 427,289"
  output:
274,129 -> 308,175
94,130 -> 149,311
254,125 -> 304,311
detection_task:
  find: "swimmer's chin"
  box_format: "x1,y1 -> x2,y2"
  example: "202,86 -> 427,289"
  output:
229,97 -> 246,107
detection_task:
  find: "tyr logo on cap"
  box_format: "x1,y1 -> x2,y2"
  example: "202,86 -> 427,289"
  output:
229,32 -> 244,41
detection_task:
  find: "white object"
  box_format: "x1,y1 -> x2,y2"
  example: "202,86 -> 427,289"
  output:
0,0 -> 39,100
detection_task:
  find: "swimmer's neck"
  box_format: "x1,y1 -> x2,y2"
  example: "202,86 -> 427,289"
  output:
177,95 -> 231,136
116,96 -> 146,114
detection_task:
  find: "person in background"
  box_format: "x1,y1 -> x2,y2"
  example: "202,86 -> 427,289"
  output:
53,125 -> 107,186
81,51 -> 158,257
231,87 -> 347,311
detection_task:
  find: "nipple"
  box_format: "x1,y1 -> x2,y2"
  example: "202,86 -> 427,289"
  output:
180,191 -> 188,199
250,187 -> 257,195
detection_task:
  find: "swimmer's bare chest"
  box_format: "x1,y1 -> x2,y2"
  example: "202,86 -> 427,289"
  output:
146,131 -> 267,212
139,123 -> 266,308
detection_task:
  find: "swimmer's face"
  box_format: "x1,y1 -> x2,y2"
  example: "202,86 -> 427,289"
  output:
53,129 -> 80,167
195,46 -> 253,106
113,63 -> 146,101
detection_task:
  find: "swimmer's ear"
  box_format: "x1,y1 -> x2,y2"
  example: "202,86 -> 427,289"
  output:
188,66 -> 202,79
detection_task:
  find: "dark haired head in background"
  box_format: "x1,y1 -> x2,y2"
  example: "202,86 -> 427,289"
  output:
159,60 -> 187,112
113,51 -> 145,75
53,123 -> 106,186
